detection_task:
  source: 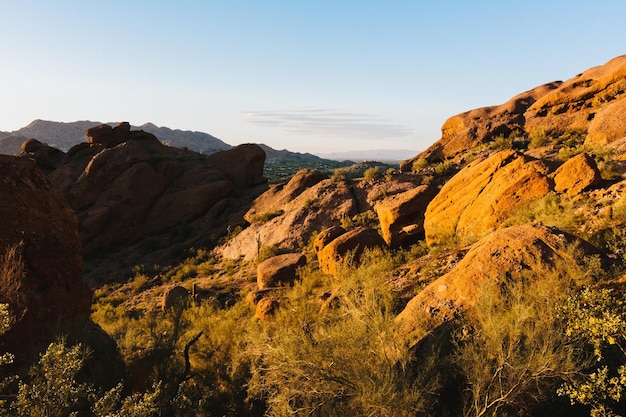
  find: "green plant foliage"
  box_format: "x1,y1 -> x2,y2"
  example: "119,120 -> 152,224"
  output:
250,210 -> 284,224
363,166 -> 384,181
528,127 -> 549,149
246,249 -> 439,417
558,287 -> 626,416
412,158 -> 429,172
454,258 -> 594,417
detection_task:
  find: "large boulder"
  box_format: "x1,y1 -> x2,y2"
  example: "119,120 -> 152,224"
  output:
553,152 -> 602,195
317,226 -> 386,276
0,156 -> 91,365
206,143 -> 267,189
245,169 -> 327,223
217,179 -> 359,261
395,224 -> 601,352
424,150 -> 553,246
587,98 -> 626,146
313,226 -> 347,254
256,253 -> 307,289
375,185 -> 438,248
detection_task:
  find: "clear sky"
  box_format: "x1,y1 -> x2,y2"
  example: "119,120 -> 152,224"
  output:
1,1 -> 625,154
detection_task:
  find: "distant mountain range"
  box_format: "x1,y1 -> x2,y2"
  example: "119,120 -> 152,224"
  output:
0,120 -> 231,155
0,120 -> 417,165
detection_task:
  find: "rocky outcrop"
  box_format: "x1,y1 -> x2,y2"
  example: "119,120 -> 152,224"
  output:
587,98 -> 626,146
20,124 -> 267,256
424,150 -> 553,245
162,285 -> 190,312
317,226 -> 386,276
0,155 -> 91,364
395,224 -> 601,351
256,253 -> 307,289
206,143 -> 267,189
375,185 -> 438,248
245,169 -> 327,223
553,152 -> 602,195
402,54 -> 626,168
313,226 -> 347,254
217,179 -> 359,261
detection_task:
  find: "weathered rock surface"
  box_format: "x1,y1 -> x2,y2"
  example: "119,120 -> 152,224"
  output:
217,179 -> 359,261
20,124 -> 267,257
256,253 -> 306,289
587,97 -> 626,146
313,226 -> 347,254
553,152 -> 602,195
245,169 -> 327,223
0,156 -> 90,364
317,226 -> 386,276
375,185 -> 438,247
162,285 -> 190,312
206,143 -> 267,189
395,224 -> 601,351
424,150 -> 553,245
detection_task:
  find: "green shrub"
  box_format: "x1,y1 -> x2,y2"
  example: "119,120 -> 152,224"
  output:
558,287 -> 626,416
364,166 -> 384,181
454,257 -> 594,417
528,127 -> 549,149
434,160 -> 453,176
250,210 -> 284,224
246,249 -> 440,416
412,158 -> 429,172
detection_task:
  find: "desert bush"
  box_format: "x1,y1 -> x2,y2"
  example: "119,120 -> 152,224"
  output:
245,249 -> 439,416
340,210 -> 379,231
0,243 -> 26,320
250,210 -> 284,224
528,127 -> 549,149
364,166 -> 384,181
331,168 -> 348,181
454,256 -> 594,417
434,160 -> 454,177
412,158 -> 429,172
489,133 -> 514,151
558,287 -> 626,416
505,192 -> 583,234
558,144 -> 592,161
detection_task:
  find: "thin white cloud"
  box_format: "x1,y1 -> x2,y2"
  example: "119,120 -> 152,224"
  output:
243,108 -> 413,140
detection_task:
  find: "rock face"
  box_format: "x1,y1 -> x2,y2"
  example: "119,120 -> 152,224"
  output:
317,226 -> 386,276
553,152 -> 602,195
313,226 -> 347,254
424,150 -> 553,245
0,155 -> 91,364
245,169 -> 327,223
162,285 -> 190,312
402,54 -> 626,168
395,224 -> 600,351
256,253 -> 307,289
206,143 -> 267,189
217,179 -> 359,261
20,123 -> 267,256
375,185 -> 438,248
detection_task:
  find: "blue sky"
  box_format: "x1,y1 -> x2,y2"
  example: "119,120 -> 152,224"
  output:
1,1 -> 625,154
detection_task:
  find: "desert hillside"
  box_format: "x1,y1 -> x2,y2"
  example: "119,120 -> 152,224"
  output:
0,56 -> 625,416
